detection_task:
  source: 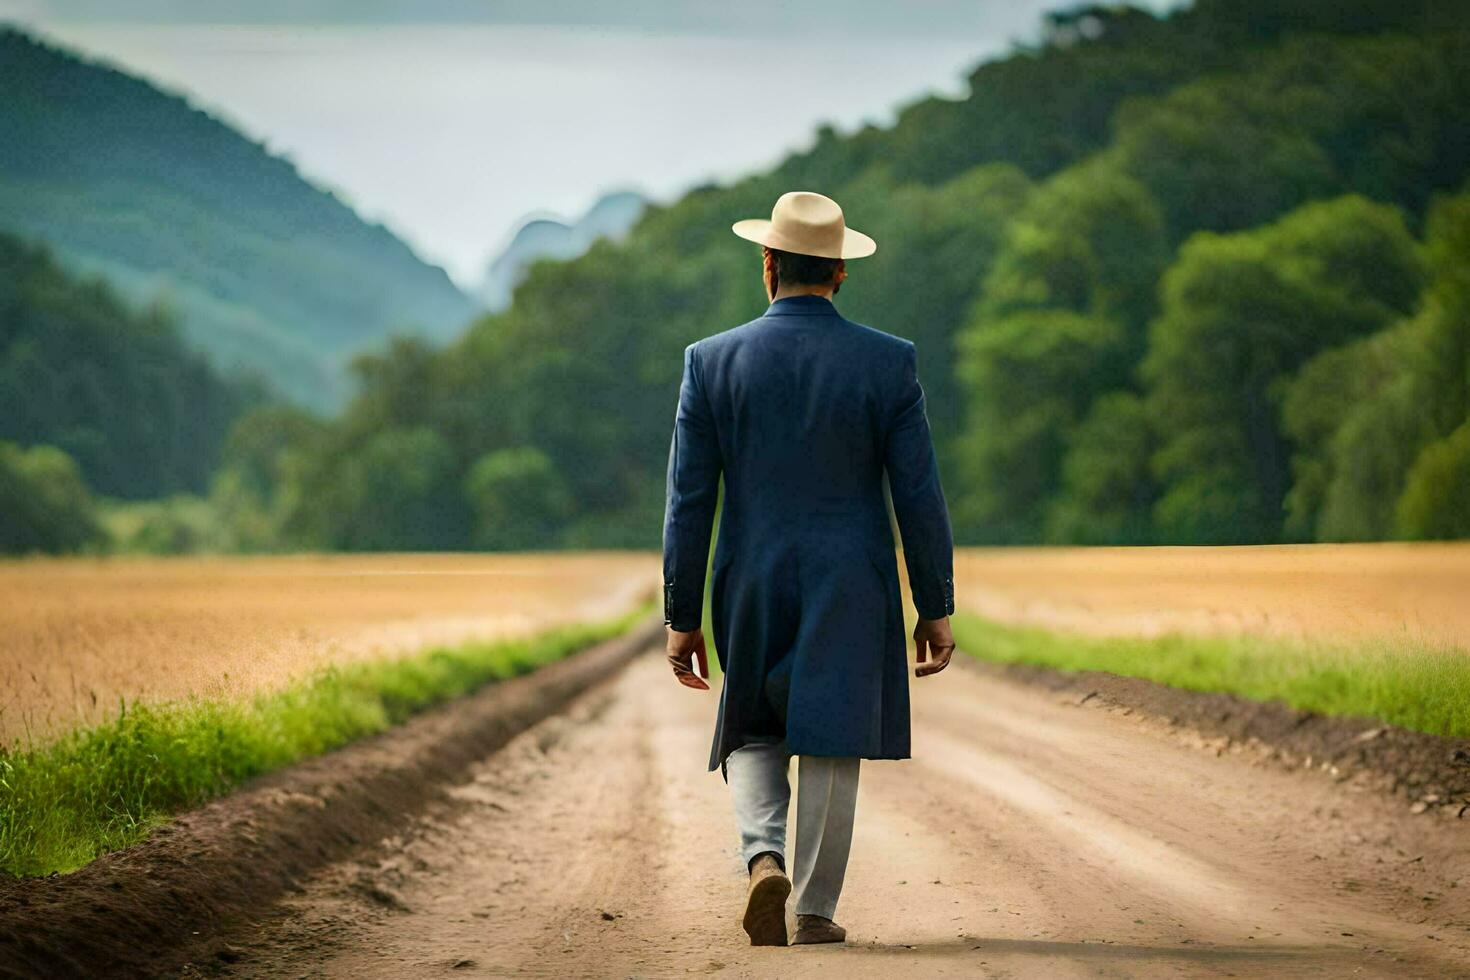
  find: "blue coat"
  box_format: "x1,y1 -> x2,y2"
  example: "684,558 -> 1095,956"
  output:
662,293 -> 955,772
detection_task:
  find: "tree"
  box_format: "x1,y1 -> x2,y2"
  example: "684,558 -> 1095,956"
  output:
331,428 -> 465,551
465,447 -> 572,550
1280,330 -> 1423,540
209,405 -> 328,551
952,310 -> 1126,541
1112,33 -> 1470,240
979,160 -> 1167,332
949,164 -> 1165,542
1396,423 -> 1470,539
1047,391 -> 1157,544
1282,189 -> 1470,539
1145,196 -> 1425,543
0,441 -> 101,554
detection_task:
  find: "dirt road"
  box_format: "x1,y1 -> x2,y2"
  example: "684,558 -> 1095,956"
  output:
222,648 -> 1469,979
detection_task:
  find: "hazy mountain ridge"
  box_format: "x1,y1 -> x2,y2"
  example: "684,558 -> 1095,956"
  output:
0,26 -> 479,410
479,191 -> 646,311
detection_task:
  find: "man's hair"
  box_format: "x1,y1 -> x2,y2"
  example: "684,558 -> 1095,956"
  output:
769,248 -> 842,287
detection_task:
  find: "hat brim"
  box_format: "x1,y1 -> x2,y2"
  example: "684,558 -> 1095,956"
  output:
731,219 -> 877,260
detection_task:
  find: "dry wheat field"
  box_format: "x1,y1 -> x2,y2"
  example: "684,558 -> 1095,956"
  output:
7,542 -> 1467,747
0,552 -> 660,745
953,541 -> 1470,648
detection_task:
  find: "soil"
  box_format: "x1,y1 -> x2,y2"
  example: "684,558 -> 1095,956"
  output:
63,639 -> 1463,978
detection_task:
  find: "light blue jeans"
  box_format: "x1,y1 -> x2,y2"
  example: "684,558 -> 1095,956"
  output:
725,737 -> 860,921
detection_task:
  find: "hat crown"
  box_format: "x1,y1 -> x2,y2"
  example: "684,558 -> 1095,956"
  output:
770,191 -> 845,254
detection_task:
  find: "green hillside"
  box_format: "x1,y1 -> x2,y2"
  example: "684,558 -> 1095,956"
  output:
0,27 -> 477,410
174,1 -> 1470,549
0,232 -> 249,505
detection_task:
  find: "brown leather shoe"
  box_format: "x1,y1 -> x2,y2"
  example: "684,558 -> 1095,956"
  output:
742,853 -> 791,946
791,914 -> 846,945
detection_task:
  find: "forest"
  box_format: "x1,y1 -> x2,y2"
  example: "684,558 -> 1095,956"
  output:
0,235 -> 252,552
3,0 -> 1469,553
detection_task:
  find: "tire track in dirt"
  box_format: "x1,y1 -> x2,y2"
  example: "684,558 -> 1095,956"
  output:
215,648 -> 1470,979
919,676 -> 1469,960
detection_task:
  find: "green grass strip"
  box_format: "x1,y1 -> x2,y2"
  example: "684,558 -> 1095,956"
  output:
951,613 -> 1470,740
0,601 -> 652,878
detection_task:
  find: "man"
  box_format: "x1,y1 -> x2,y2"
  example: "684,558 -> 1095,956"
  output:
662,190 -> 956,947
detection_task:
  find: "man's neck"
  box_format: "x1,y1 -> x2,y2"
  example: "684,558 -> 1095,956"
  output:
772,285 -> 835,302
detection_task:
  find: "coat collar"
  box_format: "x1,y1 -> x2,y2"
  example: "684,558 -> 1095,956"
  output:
765,294 -> 838,317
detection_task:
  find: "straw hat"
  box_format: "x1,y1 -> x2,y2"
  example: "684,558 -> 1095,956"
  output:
732,191 -> 877,260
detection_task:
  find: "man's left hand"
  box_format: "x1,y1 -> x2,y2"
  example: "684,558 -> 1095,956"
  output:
913,616 -> 956,678
666,626 -> 710,690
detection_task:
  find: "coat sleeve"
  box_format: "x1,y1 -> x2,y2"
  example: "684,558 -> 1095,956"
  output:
883,342 -> 955,621
662,342 -> 722,631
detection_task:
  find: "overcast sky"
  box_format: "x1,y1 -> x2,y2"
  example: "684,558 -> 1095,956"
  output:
3,1 -> 1179,288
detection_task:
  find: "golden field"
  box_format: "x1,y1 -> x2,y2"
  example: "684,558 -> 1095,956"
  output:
953,542 -> 1470,649
7,542 -> 1467,745
0,552 -> 659,744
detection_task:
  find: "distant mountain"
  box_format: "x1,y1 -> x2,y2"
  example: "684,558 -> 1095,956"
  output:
479,190 -> 645,311
0,27 -> 479,411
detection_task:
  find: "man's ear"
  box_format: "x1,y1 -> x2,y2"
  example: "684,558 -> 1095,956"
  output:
833,259 -> 848,291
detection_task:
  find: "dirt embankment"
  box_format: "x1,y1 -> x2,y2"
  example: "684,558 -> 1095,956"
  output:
0,618 -> 665,980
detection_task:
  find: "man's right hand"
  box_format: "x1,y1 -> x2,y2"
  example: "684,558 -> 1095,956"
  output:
666,626 -> 711,690
913,616 -> 956,678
